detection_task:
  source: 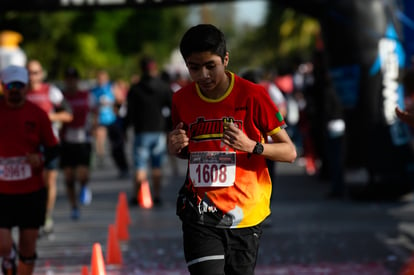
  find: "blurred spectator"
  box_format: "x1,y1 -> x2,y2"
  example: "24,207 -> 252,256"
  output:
26,59 -> 73,235
90,69 -> 129,177
289,59 -> 314,156
126,56 -> 172,207
160,70 -> 182,176
261,70 -> 287,117
291,60 -> 319,175
60,67 -> 94,220
112,78 -> 130,141
305,51 -> 346,198
112,78 -> 129,118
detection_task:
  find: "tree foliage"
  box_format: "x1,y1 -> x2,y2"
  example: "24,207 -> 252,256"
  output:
0,7 -> 188,80
230,2 -> 320,73
0,1 -> 320,80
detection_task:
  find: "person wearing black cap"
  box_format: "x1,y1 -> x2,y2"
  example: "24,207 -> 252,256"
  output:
60,67 -> 94,220
0,65 -> 59,275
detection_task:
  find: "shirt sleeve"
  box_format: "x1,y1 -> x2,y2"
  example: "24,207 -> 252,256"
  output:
39,108 -> 58,147
49,84 -> 64,105
254,87 -> 287,136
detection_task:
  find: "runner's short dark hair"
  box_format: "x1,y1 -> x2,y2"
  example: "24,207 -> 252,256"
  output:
180,24 -> 227,62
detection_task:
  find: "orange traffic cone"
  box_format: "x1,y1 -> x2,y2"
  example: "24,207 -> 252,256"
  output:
91,243 -> 106,275
137,180 -> 153,209
117,192 -> 131,225
305,156 -> 316,175
81,265 -> 89,275
115,205 -> 129,241
106,224 -> 123,265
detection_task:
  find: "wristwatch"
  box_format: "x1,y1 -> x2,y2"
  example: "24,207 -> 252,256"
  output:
253,142 -> 264,155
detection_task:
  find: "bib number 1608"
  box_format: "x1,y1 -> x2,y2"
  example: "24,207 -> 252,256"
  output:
196,164 -> 227,184
189,152 -> 236,187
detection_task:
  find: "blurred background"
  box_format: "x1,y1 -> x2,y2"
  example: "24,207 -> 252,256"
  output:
0,0 -> 320,80
5,2 -> 414,274
2,0 -> 414,198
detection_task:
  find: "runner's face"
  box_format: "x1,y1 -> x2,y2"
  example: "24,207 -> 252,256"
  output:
185,51 -> 229,98
27,61 -> 44,85
2,82 -> 27,107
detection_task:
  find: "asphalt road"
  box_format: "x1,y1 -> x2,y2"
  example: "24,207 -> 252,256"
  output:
28,155 -> 414,275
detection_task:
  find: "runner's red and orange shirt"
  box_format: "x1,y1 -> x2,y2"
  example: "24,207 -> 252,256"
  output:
0,100 -> 58,194
172,72 -> 286,228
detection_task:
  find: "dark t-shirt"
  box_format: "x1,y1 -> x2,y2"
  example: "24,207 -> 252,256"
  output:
126,76 -> 172,133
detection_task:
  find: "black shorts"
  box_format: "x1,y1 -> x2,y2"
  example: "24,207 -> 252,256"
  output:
60,142 -> 92,168
40,145 -> 60,170
0,188 -> 47,229
182,221 -> 262,275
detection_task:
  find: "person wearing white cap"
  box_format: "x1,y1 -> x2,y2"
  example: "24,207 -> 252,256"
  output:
0,65 -> 59,275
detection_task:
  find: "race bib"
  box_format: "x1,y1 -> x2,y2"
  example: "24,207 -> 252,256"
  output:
189,151 -> 236,187
0,157 -> 32,181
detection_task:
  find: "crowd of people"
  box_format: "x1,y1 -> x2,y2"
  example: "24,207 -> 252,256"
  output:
0,54 -> 184,274
2,23 -> 414,275
239,50 -> 347,199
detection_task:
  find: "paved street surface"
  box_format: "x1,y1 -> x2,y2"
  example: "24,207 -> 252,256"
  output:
29,155 -> 414,275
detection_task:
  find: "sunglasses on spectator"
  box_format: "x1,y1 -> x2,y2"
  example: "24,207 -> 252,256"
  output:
5,82 -> 26,90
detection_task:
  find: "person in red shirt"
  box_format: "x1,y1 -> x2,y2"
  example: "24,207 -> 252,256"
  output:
60,67 -> 94,220
167,24 -> 297,275
0,65 -> 59,275
26,59 -> 73,235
